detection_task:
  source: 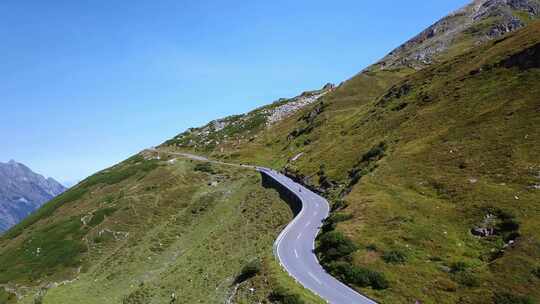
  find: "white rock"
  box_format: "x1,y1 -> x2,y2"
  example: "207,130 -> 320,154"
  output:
291,153 -> 304,162
267,91 -> 330,125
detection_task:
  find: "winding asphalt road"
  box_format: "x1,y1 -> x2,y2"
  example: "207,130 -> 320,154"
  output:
156,150 -> 376,303
257,168 -> 376,304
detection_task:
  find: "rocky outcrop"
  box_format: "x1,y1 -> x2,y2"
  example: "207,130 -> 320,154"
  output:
0,160 -> 66,232
266,83 -> 334,126
378,0 -> 540,70
165,83 -> 335,151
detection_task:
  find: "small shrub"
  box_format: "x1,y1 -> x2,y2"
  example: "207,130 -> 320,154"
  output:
351,267 -> 374,287
382,250 -> 407,264
189,193 -> 218,215
235,259 -> 261,283
327,261 -> 389,290
122,286 -> 153,304
368,270 -> 390,290
450,261 -> 468,273
498,217 -> 520,233
321,213 -> 353,233
453,271 -> 480,287
34,294 -> 44,304
532,266 -> 540,279
194,163 -> 214,174
493,292 -> 533,304
361,142 -> 387,162
321,221 -> 337,233
331,200 -> 348,212
346,142 -> 387,190
331,213 -> 354,223
317,231 -> 358,262
428,179 -> 452,198
93,229 -> 115,244
88,207 -> 118,227
366,244 -> 378,251
436,278 -> 458,292
269,286 -> 304,304
327,261 -> 362,284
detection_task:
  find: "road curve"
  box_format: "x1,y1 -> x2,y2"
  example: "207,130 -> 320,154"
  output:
154,150 -> 376,303
257,167 -> 377,304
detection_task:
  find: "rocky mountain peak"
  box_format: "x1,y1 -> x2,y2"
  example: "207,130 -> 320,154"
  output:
377,0 -> 540,70
0,161 -> 66,232
470,0 -> 539,15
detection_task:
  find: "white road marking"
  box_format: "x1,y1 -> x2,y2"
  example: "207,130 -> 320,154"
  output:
305,221 -> 311,227
294,249 -> 299,258
297,232 -> 302,240
308,271 -> 322,285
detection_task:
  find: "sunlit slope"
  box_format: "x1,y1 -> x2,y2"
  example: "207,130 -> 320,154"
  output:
164,22 -> 540,303
1,4 -> 539,304
0,152 -> 323,304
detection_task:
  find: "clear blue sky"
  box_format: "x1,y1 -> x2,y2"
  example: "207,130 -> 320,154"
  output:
0,0 -> 469,185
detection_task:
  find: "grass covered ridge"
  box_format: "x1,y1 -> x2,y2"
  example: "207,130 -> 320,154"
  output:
0,152 -> 323,304
164,22 -> 540,303
1,11 -> 540,304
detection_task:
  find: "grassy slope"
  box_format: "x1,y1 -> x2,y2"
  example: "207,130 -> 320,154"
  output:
164,22 -> 540,303
0,152 -> 323,304
338,24 -> 540,303
1,8 -> 539,304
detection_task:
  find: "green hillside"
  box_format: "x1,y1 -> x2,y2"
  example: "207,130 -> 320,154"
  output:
0,153 -> 323,304
162,22 -> 540,303
1,2 -> 540,304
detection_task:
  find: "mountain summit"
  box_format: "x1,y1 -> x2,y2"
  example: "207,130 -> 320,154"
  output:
378,0 -> 540,70
0,161 -> 66,232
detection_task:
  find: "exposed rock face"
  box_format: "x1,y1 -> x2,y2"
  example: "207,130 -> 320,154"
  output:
266,84 -> 334,126
378,0 -> 540,70
165,83 -> 335,150
0,160 -> 66,232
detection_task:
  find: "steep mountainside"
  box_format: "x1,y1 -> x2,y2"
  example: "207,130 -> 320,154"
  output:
0,1 -> 539,304
164,83 -> 335,153
160,11 -> 540,304
0,154 -> 323,304
377,0 -> 540,70
0,161 -> 65,232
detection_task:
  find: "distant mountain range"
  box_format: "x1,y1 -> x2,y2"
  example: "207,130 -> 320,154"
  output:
0,160 -> 66,232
